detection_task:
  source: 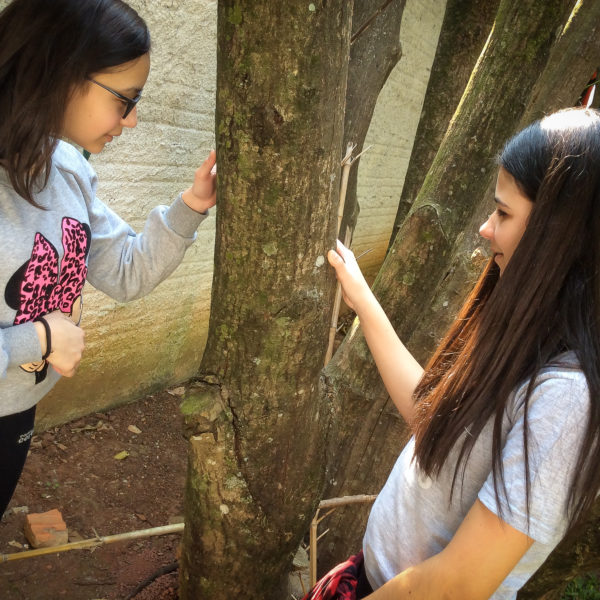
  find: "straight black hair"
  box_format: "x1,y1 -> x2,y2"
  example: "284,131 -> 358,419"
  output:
0,0 -> 150,205
413,108 -> 600,532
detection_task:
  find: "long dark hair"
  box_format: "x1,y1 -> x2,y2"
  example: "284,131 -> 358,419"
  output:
0,0 -> 150,205
413,108 -> 600,531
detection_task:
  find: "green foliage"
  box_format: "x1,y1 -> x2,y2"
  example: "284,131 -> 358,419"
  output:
562,574 -> 600,600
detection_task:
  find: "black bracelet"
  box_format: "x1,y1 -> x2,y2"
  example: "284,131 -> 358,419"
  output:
36,316 -> 52,360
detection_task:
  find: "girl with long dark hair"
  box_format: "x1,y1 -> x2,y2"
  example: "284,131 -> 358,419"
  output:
311,107 -> 600,599
0,0 -> 216,516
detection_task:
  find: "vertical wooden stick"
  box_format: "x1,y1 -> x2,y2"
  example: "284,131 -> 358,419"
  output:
309,508 -> 320,588
325,142 -> 358,367
308,495 -> 377,588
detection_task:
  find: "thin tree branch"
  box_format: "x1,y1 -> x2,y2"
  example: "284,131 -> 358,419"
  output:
351,0 -> 398,44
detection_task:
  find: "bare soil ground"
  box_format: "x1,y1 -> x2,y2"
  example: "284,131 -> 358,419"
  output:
0,390 -> 187,600
1,383 -> 597,599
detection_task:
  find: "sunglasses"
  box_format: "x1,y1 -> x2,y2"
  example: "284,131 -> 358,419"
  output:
87,78 -> 142,119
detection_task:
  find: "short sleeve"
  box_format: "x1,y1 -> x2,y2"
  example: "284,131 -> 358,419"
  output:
478,369 -> 590,544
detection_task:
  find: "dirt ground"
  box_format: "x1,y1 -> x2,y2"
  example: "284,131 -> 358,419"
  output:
1,385 -> 597,599
0,389 -> 189,600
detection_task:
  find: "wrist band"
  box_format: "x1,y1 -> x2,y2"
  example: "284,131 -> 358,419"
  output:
36,316 -> 52,360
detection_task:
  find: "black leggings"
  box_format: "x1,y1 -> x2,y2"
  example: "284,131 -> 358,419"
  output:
0,405 -> 36,517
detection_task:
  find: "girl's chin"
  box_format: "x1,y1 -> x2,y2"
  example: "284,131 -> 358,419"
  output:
493,253 -> 505,273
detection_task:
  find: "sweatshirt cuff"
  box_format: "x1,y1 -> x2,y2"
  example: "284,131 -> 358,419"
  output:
165,194 -> 209,238
4,322 -> 42,367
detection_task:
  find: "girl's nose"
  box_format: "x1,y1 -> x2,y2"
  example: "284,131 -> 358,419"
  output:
121,106 -> 138,128
479,214 -> 494,240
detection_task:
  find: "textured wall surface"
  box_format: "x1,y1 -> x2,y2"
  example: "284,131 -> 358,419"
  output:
39,0 -> 217,427
354,0 -> 447,278
0,0 -> 445,427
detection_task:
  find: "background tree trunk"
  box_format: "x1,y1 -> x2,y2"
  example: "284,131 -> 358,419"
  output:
388,0 -> 500,249
318,0 -> 578,573
178,3 -> 351,598
338,0 -> 406,240
405,0 -> 600,372
519,0 -> 600,124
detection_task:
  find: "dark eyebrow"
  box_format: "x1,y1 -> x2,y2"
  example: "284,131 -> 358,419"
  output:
494,197 -> 509,208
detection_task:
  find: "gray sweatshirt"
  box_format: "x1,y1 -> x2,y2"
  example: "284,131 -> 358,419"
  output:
0,140 -> 208,417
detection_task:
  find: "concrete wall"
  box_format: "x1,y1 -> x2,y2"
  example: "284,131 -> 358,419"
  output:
0,0 -> 445,428
354,0 -> 446,278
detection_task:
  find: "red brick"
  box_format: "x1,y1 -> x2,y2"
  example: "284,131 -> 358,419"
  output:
24,509 -> 68,548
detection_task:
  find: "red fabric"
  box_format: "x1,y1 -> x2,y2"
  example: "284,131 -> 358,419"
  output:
302,551 -> 363,600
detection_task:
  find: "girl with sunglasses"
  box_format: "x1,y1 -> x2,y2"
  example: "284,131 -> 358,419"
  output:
309,107 -> 600,599
0,0 -> 216,516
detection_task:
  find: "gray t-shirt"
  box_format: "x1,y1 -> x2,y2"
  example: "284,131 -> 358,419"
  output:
0,140 -> 208,417
363,353 -> 589,599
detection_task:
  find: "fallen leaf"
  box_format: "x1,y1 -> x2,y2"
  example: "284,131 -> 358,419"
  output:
71,424 -> 98,433
127,425 -> 142,435
167,386 -> 186,397
114,451 -> 129,460
8,540 -> 23,549
68,530 -> 85,543
10,506 -> 29,515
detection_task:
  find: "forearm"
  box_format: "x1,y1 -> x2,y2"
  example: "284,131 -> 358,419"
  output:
364,553 -> 482,600
365,500 -> 534,600
365,556 -> 447,600
354,291 -> 423,426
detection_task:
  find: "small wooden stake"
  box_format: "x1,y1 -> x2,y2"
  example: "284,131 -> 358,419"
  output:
337,142 -> 356,235
308,494 -> 377,587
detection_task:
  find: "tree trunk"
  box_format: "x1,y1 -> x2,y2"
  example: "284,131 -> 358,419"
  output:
519,0 -> 600,125
318,0 -> 577,573
388,0 -> 500,249
178,3 -> 351,598
338,0 -> 406,240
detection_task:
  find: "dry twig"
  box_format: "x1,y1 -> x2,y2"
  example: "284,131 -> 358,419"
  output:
309,494 -> 377,587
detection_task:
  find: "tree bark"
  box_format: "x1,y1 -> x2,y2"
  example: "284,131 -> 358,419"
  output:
520,0 -> 600,125
338,0 -> 406,240
178,3 -> 351,598
388,0 -> 500,249
318,0 -> 578,573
